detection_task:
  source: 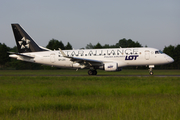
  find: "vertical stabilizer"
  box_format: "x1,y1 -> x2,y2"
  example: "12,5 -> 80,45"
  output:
11,24 -> 47,53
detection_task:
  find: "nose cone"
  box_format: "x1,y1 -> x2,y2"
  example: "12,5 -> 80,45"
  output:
167,56 -> 174,63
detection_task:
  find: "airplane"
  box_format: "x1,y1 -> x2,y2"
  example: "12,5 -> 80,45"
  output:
9,24 -> 174,75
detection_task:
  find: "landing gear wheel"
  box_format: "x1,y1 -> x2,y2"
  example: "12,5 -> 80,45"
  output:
149,71 -> 153,75
88,70 -> 97,75
93,70 -> 97,75
88,70 -> 93,75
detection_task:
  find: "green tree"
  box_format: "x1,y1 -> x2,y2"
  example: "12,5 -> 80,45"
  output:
163,45 -> 175,58
10,46 -> 18,52
86,38 -> 142,49
115,38 -> 127,47
0,43 -> 10,68
46,39 -> 65,50
94,42 -> 102,49
115,38 -> 142,48
86,43 -> 94,49
163,45 -> 175,69
174,45 -> 180,69
102,44 -> 110,48
65,42 -> 72,50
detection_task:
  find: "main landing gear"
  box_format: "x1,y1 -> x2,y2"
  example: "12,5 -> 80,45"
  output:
88,70 -> 97,75
149,65 -> 154,75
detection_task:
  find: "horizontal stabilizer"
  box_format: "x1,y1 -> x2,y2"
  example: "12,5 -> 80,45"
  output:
9,52 -> 34,58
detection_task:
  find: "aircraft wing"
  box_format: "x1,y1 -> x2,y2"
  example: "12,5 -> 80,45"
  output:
70,57 -> 103,65
59,48 -> 103,66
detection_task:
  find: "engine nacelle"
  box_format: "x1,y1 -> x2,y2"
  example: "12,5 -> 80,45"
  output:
104,63 -> 121,71
72,63 -> 86,69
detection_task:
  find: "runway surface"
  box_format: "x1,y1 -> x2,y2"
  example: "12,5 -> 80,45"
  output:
1,74 -> 180,77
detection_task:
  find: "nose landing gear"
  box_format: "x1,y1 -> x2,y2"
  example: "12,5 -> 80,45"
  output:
149,70 -> 153,75
149,65 -> 154,75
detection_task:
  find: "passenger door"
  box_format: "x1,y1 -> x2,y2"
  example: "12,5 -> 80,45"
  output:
145,50 -> 150,60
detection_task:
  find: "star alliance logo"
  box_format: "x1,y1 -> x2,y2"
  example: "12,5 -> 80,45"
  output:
18,37 -> 30,49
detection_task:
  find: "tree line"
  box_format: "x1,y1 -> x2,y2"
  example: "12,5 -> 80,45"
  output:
0,38 -> 179,70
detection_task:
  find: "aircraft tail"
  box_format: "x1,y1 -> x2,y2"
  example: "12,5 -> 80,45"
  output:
11,24 -> 48,53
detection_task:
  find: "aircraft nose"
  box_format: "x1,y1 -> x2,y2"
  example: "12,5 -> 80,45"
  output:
167,56 -> 174,63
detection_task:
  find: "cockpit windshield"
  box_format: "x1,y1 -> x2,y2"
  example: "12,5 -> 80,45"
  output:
155,50 -> 163,54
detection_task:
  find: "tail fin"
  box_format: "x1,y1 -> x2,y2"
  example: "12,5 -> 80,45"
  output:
11,24 -> 48,53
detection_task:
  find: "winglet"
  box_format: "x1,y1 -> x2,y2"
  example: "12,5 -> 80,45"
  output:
59,48 -> 67,57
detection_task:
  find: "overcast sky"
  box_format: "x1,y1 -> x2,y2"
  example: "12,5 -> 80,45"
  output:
0,0 -> 179,50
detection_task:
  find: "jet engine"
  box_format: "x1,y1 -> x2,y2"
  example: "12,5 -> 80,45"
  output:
103,63 -> 122,71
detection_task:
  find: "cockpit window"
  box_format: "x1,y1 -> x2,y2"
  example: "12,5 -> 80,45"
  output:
155,50 -> 163,54
159,50 -> 163,54
155,51 -> 159,54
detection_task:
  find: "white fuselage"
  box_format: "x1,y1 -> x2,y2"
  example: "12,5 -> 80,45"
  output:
10,47 -> 174,69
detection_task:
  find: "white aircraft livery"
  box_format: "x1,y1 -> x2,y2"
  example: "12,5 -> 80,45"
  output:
9,24 -> 174,75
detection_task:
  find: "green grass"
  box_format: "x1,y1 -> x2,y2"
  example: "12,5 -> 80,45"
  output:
0,70 -> 180,119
